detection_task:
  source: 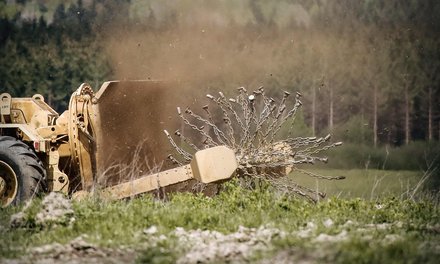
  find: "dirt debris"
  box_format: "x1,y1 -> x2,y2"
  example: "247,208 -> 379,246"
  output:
9,211 -> 27,228
295,221 -> 317,238
173,225 -> 286,264
3,219 -> 416,263
20,235 -> 135,264
313,230 -> 349,243
143,225 -> 159,235
36,192 -> 75,226
323,218 -> 334,228
259,249 -> 317,264
10,192 -> 74,228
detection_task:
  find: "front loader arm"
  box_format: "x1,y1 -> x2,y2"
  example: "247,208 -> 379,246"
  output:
75,145 -> 237,200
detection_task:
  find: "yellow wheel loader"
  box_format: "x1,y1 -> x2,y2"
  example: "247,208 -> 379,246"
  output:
0,81 -> 238,207
1,80 -> 343,207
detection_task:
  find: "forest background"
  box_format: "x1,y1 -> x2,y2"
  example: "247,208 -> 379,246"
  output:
0,0 -> 439,174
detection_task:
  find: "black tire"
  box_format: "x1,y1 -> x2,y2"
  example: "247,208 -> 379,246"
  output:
0,136 -> 46,206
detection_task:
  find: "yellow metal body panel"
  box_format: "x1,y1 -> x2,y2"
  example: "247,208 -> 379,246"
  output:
90,81 -> 181,187
191,146 -> 238,183
102,165 -> 193,199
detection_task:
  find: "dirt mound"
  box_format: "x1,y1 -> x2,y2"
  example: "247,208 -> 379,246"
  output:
24,235 -> 135,264
10,192 -> 74,228
35,192 -> 74,226
173,226 -> 286,263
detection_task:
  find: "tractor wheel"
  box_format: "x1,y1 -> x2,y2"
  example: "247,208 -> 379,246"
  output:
0,136 -> 46,207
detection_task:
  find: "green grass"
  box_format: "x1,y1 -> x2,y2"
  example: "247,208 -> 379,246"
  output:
318,141 -> 440,171
0,174 -> 439,263
291,169 -> 426,199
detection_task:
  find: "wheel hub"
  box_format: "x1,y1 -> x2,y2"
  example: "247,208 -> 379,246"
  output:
0,176 -> 5,196
0,161 -> 18,207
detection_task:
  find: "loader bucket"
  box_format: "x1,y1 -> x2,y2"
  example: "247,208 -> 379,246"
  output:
91,81 -> 182,187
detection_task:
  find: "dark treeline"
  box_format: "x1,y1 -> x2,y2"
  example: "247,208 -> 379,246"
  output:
0,0 -> 439,147
0,0 -> 112,110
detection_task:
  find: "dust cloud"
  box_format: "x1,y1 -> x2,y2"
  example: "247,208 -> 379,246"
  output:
98,21 -> 298,185
104,22 -> 297,94
96,5 -> 316,185
94,3 -> 357,185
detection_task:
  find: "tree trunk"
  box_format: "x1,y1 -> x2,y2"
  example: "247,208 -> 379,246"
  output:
48,92 -> 53,107
360,100 -> 365,144
329,85 -> 334,132
404,86 -> 410,145
373,86 -> 378,147
428,86 -> 433,141
312,86 -> 316,136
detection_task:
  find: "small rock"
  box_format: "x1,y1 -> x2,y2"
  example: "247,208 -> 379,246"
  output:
306,222 -> 316,229
365,223 -> 392,230
143,225 -> 158,235
323,219 -> 334,228
29,243 -> 65,255
295,222 -> 317,238
426,224 -> 440,233
313,230 -> 348,243
10,211 -> 26,228
375,204 -> 384,209
343,220 -> 355,227
382,234 -> 403,244
70,236 -> 94,251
